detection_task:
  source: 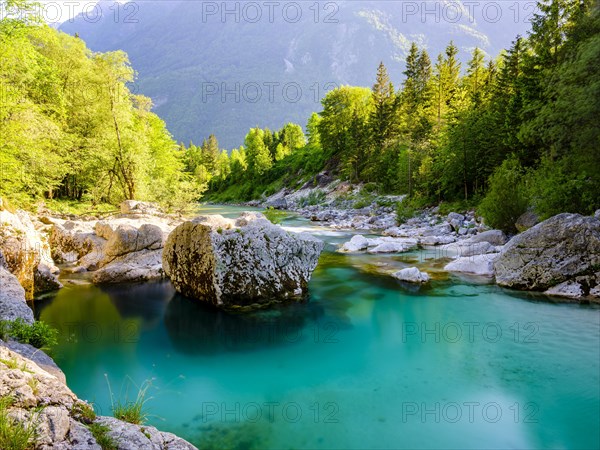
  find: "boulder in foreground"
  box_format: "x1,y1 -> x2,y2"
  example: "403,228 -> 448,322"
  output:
162,213 -> 324,309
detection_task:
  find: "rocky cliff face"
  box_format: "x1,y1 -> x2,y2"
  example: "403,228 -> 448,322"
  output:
0,208 -> 61,299
163,212 -> 324,308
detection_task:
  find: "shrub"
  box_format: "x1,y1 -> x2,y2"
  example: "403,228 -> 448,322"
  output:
478,156 -> 529,234
72,402 -> 96,425
263,207 -> 286,225
1,319 -> 58,350
88,422 -> 117,450
396,200 -> 416,224
528,156 -> 600,220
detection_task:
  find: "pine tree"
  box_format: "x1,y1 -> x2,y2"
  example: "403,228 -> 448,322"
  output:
369,62 -> 399,180
465,47 -> 486,103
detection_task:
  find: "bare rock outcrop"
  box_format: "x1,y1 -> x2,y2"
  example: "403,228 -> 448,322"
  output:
163,212 -> 324,309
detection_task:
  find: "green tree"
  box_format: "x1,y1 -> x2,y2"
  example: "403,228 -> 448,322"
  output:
245,128 -> 272,177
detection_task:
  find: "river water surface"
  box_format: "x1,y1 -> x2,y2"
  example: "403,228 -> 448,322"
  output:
36,205 -> 600,449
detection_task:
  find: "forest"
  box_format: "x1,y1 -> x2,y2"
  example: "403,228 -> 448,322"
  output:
1,0 -> 599,232
0,0 -> 202,211
201,0 -> 600,232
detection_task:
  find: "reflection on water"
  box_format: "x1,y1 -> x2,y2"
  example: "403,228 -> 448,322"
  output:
36,236 -> 600,449
164,294 -> 329,355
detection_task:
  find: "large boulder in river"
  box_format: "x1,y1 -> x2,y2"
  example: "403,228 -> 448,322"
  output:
162,212 -> 324,309
495,213 -> 600,297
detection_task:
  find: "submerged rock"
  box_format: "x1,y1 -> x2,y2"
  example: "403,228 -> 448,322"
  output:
163,212 -> 324,308
495,213 -> 600,298
392,267 -> 430,283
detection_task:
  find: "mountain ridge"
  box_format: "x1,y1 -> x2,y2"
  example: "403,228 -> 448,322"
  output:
60,0 -> 531,148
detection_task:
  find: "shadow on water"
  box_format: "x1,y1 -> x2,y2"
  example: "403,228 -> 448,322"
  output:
164,293 -> 331,355
98,281 -> 175,323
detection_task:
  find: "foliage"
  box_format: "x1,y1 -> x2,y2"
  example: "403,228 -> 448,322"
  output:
0,319 -> 58,350
202,0 -> 599,225
0,7 -> 201,209
528,156 -> 599,220
396,199 -> 416,225
263,207 -> 286,225
478,156 -> 529,233
297,190 -> 326,207
71,402 -> 96,425
43,200 -> 117,217
0,396 -> 38,450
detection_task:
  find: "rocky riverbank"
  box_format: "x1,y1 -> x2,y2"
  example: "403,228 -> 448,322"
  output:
0,255 -> 197,449
257,181 -> 600,302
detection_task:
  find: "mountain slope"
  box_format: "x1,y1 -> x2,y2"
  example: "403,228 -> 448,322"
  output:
61,0 -> 531,148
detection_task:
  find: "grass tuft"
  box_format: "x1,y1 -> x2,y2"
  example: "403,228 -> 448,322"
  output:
106,375 -> 153,425
88,422 -> 117,450
0,396 -> 38,450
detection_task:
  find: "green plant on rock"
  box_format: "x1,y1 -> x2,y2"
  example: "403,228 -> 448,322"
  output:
71,402 -> 96,425
396,200 -> 416,225
478,155 -> 529,233
106,376 -> 152,425
0,319 -> 58,350
263,207 -> 287,225
298,189 -> 326,207
88,422 -> 117,450
0,396 -> 38,450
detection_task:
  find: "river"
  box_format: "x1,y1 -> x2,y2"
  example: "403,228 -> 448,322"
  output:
35,205 -> 600,449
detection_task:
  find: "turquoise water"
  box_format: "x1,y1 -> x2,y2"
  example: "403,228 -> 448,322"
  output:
36,211 -> 600,449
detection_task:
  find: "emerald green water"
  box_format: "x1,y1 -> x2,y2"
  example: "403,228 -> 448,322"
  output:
36,209 -> 600,449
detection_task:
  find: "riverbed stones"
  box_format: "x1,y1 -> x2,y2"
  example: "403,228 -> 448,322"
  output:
162,212 -> 324,308
495,213 -> 600,297
339,235 -> 369,252
120,200 -> 163,216
51,216 -> 176,284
